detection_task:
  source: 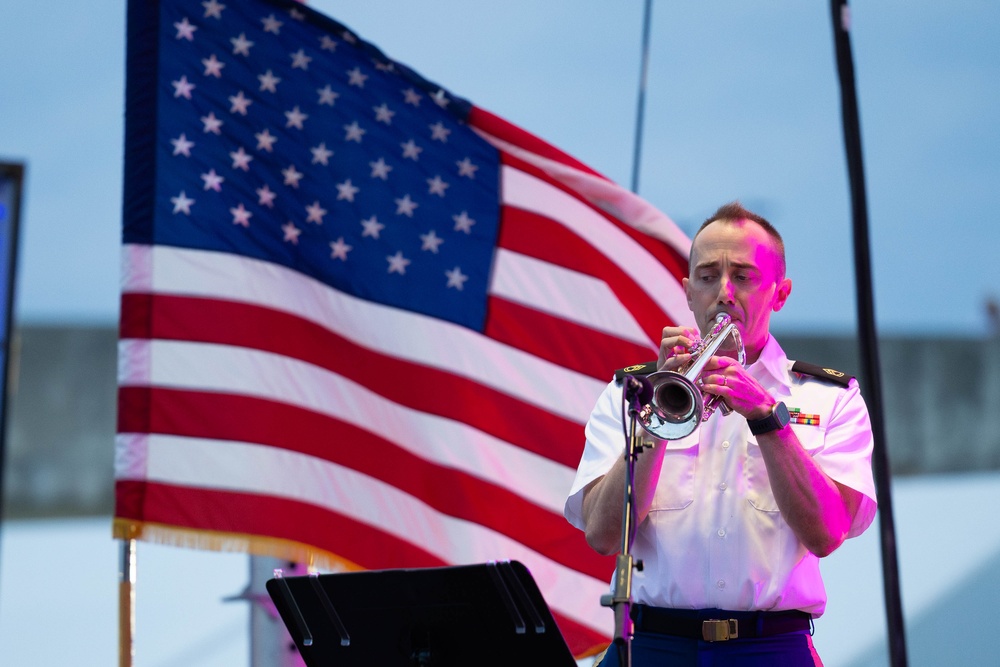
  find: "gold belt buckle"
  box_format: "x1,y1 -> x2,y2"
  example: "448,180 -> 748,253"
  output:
702,619 -> 738,641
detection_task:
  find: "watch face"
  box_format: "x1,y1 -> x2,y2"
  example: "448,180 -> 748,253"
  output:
749,401 -> 791,435
775,401 -> 791,427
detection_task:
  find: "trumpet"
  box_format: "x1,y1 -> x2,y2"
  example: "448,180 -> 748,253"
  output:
636,313 -> 746,440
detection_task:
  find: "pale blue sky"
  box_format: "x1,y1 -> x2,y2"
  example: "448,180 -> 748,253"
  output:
2,0 -> 998,334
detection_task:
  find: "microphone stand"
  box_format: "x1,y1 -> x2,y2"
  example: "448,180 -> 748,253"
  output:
600,377 -> 652,667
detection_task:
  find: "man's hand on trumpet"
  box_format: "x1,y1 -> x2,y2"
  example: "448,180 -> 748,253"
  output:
655,325 -> 699,372
696,354 -> 776,422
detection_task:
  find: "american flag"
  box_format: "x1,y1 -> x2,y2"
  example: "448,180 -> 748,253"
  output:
114,0 -> 693,657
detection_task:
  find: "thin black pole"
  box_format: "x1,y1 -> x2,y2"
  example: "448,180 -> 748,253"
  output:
0,162 -> 25,596
828,4 -> 908,666
630,0 -> 654,194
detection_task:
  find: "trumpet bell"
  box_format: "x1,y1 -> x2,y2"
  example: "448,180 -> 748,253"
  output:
638,370 -> 704,440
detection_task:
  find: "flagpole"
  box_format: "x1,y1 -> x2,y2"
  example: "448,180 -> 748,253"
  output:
118,539 -> 136,667
828,3 -> 908,666
0,161 -> 25,591
630,0 -> 654,194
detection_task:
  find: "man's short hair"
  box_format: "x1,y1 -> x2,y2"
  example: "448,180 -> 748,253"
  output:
692,201 -> 786,276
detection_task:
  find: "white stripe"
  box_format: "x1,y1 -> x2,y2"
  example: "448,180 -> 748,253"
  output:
490,249 -> 650,346
500,165 -> 694,327
121,433 -> 611,634
118,338 -> 576,515
478,126 -> 692,257
115,433 -> 148,479
121,244 -> 609,421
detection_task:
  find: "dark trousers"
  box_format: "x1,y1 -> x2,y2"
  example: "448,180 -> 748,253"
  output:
596,630 -> 824,667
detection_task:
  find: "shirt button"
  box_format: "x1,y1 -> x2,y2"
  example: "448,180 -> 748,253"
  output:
719,482 -> 728,491
717,580 -> 726,589
717,528 -> 726,537
722,440 -> 730,449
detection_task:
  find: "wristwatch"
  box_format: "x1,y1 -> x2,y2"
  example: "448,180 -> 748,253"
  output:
747,401 -> 791,435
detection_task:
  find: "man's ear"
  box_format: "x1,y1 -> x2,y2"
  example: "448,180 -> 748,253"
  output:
772,278 -> 792,312
683,276 -> 693,310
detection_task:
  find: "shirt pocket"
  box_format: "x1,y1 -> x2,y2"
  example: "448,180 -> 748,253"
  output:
649,439 -> 699,511
744,423 -> 828,514
745,438 -> 780,513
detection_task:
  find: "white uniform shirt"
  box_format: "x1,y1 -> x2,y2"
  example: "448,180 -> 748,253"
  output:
564,335 -> 877,616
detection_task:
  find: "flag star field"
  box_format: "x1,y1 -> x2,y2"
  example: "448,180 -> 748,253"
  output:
148,0 -> 499,330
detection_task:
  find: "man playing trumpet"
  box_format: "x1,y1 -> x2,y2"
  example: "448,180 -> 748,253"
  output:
565,202 -> 877,666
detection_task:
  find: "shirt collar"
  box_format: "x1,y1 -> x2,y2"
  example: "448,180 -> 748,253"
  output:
747,334 -> 792,394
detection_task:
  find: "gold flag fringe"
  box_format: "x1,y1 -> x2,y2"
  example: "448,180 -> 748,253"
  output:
112,518 -> 363,573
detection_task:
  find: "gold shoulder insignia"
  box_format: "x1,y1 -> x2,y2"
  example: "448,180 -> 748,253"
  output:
614,361 -> 657,384
791,360 -> 853,387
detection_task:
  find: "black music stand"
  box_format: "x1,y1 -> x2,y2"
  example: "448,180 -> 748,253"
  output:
266,560 -> 578,667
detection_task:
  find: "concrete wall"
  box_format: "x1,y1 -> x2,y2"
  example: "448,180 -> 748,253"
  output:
2,326 -> 998,517
778,334 -> 1000,474
3,326 -> 118,517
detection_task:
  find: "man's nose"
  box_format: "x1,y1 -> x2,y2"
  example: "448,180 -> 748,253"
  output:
717,276 -> 736,304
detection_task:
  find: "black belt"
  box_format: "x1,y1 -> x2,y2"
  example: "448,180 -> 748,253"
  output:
631,604 -> 812,642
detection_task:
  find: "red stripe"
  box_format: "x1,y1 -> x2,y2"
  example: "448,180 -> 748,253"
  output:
485,296 -> 654,379
500,149 -> 689,283
119,293 -> 585,468
469,106 -> 605,178
119,290 -> 152,339
115,480 -> 609,656
552,618 -> 610,663
115,480 -> 445,568
117,386 -> 614,581
117,369 -> 152,434
498,204 -> 683,343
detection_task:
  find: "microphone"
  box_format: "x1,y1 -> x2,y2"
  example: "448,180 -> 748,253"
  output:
623,374 -> 654,405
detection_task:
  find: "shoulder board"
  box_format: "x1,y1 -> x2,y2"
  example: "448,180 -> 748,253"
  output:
614,361 -> 658,384
791,360 -> 853,387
